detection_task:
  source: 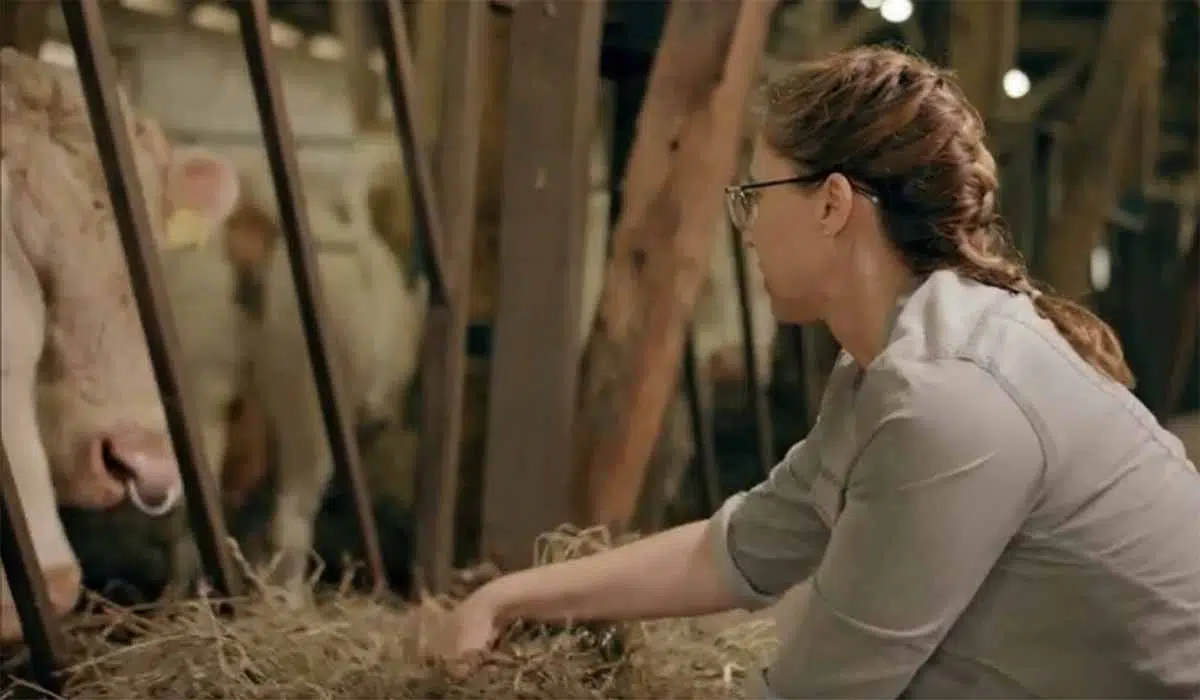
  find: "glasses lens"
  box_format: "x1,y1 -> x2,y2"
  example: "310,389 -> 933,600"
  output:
727,189 -> 751,230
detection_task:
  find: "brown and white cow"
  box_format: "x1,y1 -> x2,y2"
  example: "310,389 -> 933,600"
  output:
0,48 -> 243,641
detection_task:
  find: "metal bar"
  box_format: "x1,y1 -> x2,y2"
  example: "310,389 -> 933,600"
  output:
729,226 -> 775,475
61,0 -> 239,599
371,0 -> 450,306
233,0 -> 386,593
681,328 -> 722,513
410,0 -> 485,594
0,443 -> 67,695
482,0 -> 604,570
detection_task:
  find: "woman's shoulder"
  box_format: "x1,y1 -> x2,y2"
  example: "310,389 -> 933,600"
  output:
856,353 -> 1036,449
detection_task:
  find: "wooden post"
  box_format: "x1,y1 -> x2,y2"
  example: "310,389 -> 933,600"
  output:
1043,0 -> 1166,301
482,0 -> 604,570
579,0 -> 778,530
410,0 -> 485,594
0,0 -> 49,54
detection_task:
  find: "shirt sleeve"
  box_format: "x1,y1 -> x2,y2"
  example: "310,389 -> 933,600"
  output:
709,425 -> 834,612
757,358 -> 1045,698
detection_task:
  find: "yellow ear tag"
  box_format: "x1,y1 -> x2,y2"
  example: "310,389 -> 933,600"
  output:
164,208 -> 211,250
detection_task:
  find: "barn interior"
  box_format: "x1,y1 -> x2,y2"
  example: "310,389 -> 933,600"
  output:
0,0 -> 1197,696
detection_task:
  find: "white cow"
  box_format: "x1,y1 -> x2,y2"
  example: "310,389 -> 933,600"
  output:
243,164 -> 429,597
0,49 -> 244,640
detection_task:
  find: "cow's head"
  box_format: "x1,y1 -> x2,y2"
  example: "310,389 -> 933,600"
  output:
1,50 -> 240,519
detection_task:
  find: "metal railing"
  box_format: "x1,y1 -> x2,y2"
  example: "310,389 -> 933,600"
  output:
0,0 -> 776,690
0,0 -> 450,691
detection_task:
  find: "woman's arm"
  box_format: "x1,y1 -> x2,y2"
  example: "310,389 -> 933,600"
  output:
468,431 -> 834,629
754,359 -> 1044,698
479,519 -> 733,626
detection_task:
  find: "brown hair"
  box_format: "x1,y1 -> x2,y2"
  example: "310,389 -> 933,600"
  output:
761,46 -> 1134,388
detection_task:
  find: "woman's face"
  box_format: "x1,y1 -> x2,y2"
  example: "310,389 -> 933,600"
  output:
739,138 -> 856,324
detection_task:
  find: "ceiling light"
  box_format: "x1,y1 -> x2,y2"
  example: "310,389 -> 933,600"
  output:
880,0 -> 913,23
1002,68 -> 1031,99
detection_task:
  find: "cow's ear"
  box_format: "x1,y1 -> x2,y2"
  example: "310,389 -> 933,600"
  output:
166,148 -> 241,227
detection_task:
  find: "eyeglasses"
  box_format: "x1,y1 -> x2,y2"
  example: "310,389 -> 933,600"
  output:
724,172 -> 881,231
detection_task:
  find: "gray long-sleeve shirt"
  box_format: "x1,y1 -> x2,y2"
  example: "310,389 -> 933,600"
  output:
711,269 -> 1200,698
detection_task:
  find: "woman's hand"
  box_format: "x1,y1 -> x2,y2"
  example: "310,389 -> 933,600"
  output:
424,583 -> 505,665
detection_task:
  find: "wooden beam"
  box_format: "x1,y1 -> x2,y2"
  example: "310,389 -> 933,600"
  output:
1127,46 -> 1164,193
413,0 -> 446,148
999,50 -> 1092,122
817,7 -> 884,56
468,12 -> 511,323
949,0 -> 1019,120
481,0 -> 603,570
0,0 -> 50,54
578,0 -> 778,530
1044,0 -> 1167,300
773,0 -> 834,59
1018,18 -> 1100,54
1159,221 -> 1199,418
410,0 -> 485,594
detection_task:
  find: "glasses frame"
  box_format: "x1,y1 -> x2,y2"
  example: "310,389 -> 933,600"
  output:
724,172 -> 881,231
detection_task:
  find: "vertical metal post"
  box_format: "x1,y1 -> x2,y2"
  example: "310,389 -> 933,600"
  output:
729,227 -> 775,474
371,0 -> 450,304
233,0 -> 385,593
681,329 -> 723,513
0,443 -> 67,695
61,0 -> 239,599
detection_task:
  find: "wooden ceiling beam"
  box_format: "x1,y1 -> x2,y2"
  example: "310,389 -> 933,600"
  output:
950,0 -> 1019,120
1044,0 -> 1168,300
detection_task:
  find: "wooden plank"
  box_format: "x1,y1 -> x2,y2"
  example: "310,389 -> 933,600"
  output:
482,0 -> 604,570
1044,0 -> 1166,301
0,443 -> 68,694
578,0 -> 778,530
62,0 -> 240,598
234,0 -> 385,592
410,0 -> 485,594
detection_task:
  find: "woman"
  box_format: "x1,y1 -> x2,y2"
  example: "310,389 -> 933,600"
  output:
437,47 -> 1200,698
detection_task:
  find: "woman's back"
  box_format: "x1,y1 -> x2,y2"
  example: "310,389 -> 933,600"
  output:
825,269 -> 1200,696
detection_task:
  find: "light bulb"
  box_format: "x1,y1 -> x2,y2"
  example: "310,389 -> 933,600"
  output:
1003,68 -> 1031,99
880,0 -> 913,23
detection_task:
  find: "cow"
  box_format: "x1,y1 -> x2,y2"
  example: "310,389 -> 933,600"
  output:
230,163 -> 428,600
0,48 -> 243,640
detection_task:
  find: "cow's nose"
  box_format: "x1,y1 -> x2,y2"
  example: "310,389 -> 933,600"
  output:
94,428 -> 183,517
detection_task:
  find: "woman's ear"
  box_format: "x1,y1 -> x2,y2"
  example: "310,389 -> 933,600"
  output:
820,172 -> 855,237
165,148 -> 241,227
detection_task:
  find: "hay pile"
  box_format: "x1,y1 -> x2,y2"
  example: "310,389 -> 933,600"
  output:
2,526 -> 777,699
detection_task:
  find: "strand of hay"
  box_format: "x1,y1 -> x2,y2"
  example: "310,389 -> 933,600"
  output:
1,525 -> 777,699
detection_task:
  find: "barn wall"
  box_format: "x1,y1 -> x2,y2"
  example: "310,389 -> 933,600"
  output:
44,6 -> 373,168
